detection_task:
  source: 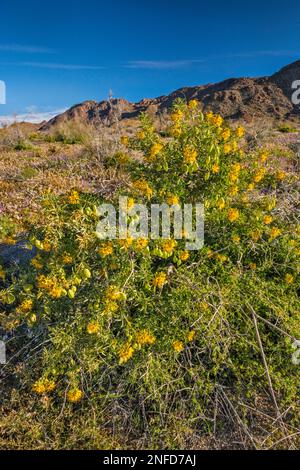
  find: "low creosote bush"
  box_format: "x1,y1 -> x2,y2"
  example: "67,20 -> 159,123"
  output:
1,100 -> 299,448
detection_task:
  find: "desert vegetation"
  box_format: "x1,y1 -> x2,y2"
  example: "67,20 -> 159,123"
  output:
0,101 -> 299,449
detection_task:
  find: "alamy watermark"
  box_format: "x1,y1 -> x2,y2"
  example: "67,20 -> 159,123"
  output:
0,340 -> 6,364
0,80 -> 6,104
291,80 -> 300,106
95,197 -> 204,250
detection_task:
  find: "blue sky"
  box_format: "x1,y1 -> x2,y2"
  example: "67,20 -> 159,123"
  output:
0,0 -> 300,122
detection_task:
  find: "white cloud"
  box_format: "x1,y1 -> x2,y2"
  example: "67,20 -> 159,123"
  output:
19,61 -> 105,70
0,108 -> 67,126
0,44 -> 55,53
126,59 -> 204,69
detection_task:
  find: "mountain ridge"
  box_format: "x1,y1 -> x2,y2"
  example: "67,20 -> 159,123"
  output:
40,59 -> 300,130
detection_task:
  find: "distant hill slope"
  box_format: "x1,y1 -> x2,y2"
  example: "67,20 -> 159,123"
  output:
40,59 -> 300,130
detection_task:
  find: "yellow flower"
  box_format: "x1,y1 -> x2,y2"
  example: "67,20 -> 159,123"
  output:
236,126 -> 245,138
232,234 -> 240,243
133,179 -> 153,199
170,109 -> 184,122
183,146 -> 197,164
259,151 -> 268,163
269,227 -> 281,240
187,330 -> 196,342
120,135 -> 129,146
161,239 -> 177,254
17,299 -> 33,313
87,321 -> 100,334
170,124 -> 182,137
119,237 -> 133,249
32,379 -> 56,395
62,253 -> 73,264
173,340 -> 184,353
263,215 -> 273,225
232,163 -> 241,173
247,183 -> 255,191
276,170 -> 286,181
42,240 -> 51,252
115,152 -> 130,165
49,285 -> 64,299
2,237 -> 16,245
119,343 -> 134,364
285,273 -> 294,284
106,285 -> 126,302
253,168 -> 266,183
249,262 -> 257,270
0,268 -> 5,280
135,238 -> 149,250
127,197 -> 135,211
212,114 -> 223,127
98,242 -> 113,257
217,198 -> 225,210
68,190 -> 80,205
103,300 -> 119,314
212,163 -> 220,173
188,99 -> 198,110
137,130 -> 145,140
229,185 -> 239,196
153,272 -> 167,289
67,388 -> 83,403
179,250 -> 190,261
166,194 -> 180,206
136,330 -> 156,346
227,208 -> 240,222
223,143 -> 232,154
31,257 -> 43,269
221,129 -> 231,141
216,253 -> 228,263
149,142 -> 163,160
206,111 -> 214,122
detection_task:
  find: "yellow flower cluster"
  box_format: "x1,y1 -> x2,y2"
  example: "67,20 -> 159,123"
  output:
16,299 -> 33,313
153,272 -> 167,289
188,99 -> 198,110
136,330 -> 156,346
269,227 -> 281,240
285,273 -> 294,284
236,126 -> 245,138
227,208 -> 240,222
206,112 -> 223,127
37,275 -> 65,298
170,109 -> 184,123
173,340 -> 184,353
98,242 -> 113,258
166,194 -> 180,206
68,190 -> 80,205
135,238 -> 149,250
32,378 -> 56,395
87,321 -> 100,334
212,163 -> 220,174
67,388 -> 83,403
149,142 -> 163,160
161,239 -> 177,255
132,179 -> 153,199
253,168 -> 266,183
119,342 -> 134,364
183,146 -> 197,164
179,250 -> 190,261
221,129 -> 231,141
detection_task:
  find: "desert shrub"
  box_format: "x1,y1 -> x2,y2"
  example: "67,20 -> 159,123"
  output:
1,101 -> 299,448
43,121 -> 94,145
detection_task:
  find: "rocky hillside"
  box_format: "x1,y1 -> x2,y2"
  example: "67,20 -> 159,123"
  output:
40,59 -> 300,130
